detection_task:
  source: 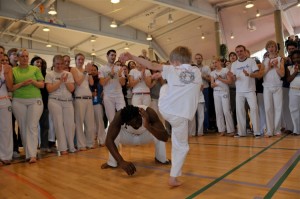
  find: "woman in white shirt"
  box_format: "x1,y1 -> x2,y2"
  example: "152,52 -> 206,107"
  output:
262,40 -> 285,137
46,55 -> 76,154
210,57 -> 235,136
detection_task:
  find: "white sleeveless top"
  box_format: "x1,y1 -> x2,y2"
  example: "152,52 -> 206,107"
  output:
74,68 -> 92,97
263,57 -> 282,87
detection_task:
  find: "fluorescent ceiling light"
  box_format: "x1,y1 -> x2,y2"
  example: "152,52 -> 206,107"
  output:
110,20 -> 118,28
111,0 -> 120,3
146,34 -> 152,41
43,27 -> 50,32
245,1 -> 254,9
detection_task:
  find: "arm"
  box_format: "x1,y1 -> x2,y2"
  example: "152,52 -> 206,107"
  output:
144,75 -> 152,88
105,112 -> 136,175
210,75 -> 217,88
118,68 -> 126,86
287,65 -> 298,83
276,58 -> 285,77
249,64 -> 264,79
128,75 -> 139,88
70,68 -> 85,86
3,65 -> 13,91
31,79 -> 44,89
121,52 -> 163,71
141,107 -> 168,142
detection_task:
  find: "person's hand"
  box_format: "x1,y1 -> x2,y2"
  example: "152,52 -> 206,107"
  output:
119,52 -> 132,63
139,108 -> 150,128
243,69 -> 250,76
118,68 -> 123,77
85,62 -> 93,73
271,58 -> 278,68
119,160 -> 136,176
61,73 -> 68,82
151,72 -> 161,80
294,64 -> 299,74
22,79 -> 33,86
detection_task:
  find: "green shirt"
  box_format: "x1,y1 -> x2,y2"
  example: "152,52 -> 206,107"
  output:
13,65 -> 44,98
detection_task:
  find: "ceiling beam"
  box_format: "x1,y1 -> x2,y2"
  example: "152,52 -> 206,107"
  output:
0,20 -> 16,38
142,0 -> 217,21
9,23 -> 31,42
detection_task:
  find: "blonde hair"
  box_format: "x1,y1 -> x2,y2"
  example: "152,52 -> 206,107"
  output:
265,40 -> 278,52
17,48 -> 28,56
169,46 -> 192,64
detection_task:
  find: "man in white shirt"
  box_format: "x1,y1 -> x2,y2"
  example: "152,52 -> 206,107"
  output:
99,49 -> 126,122
230,45 -> 260,137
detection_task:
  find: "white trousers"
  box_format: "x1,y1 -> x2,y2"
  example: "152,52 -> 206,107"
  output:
48,99 -> 75,152
236,92 -> 260,136
150,98 -> 165,125
132,94 -> 151,107
289,89 -> 300,134
74,99 -> 95,148
93,104 -> 106,145
107,129 -> 168,167
103,93 -> 125,123
12,98 -> 43,159
0,99 -> 13,160
160,110 -> 189,177
188,103 -> 204,136
213,90 -> 235,133
263,87 -> 283,135
282,87 -> 293,131
257,93 -> 266,135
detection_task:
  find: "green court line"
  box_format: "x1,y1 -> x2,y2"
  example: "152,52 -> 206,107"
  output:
186,135 -> 287,199
264,155 -> 300,199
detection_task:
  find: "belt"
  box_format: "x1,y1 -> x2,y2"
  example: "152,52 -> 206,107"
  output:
75,96 -> 92,99
290,87 -> 300,90
49,97 -> 73,102
0,96 -> 11,100
133,92 -> 150,95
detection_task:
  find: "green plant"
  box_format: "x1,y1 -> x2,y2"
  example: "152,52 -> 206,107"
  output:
220,44 -> 228,58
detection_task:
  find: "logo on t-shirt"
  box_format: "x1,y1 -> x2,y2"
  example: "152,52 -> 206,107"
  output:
179,71 -> 195,84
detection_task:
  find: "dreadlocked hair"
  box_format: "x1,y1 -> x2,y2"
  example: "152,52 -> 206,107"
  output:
120,105 -> 140,125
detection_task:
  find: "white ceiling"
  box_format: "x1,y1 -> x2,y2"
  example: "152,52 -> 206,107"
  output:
0,0 -> 299,65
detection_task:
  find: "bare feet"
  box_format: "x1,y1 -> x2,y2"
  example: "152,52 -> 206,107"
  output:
29,157 -> 37,164
168,177 -> 182,187
101,163 -> 117,169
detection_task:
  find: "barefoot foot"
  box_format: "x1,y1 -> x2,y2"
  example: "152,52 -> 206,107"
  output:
168,177 -> 182,187
101,163 -> 117,169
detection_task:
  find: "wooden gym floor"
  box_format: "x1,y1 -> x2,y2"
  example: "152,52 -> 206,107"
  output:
0,133 -> 299,199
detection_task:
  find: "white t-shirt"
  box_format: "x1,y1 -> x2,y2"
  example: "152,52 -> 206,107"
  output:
129,68 -> 151,93
98,64 -> 123,96
288,65 -> 300,88
231,58 -> 258,92
45,71 -> 74,99
199,65 -> 211,88
263,57 -> 282,87
210,68 -> 230,91
159,64 -> 202,120
0,65 -> 8,97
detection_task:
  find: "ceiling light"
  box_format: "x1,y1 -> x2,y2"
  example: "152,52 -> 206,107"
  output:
111,0 -> 120,3
168,13 -> 173,24
46,43 -> 52,48
91,52 -> 96,56
110,20 -> 118,28
245,1 -> 254,9
48,4 -> 57,15
124,43 -> 130,50
43,27 -> 50,32
146,34 -> 152,41
201,33 -> 205,39
230,32 -> 234,39
297,0 -> 300,7
90,35 -> 96,42
256,9 -> 261,17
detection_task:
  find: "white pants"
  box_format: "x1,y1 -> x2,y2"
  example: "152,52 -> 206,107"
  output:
150,98 -> 165,125
188,103 -> 204,136
48,99 -> 75,152
0,99 -> 13,160
107,129 -> 168,167
257,93 -> 266,135
103,93 -> 125,123
289,89 -> 300,134
213,90 -> 235,133
160,110 -> 189,177
12,98 -> 43,159
74,99 -> 95,148
132,94 -> 151,107
282,87 -> 293,131
236,92 -> 260,136
263,87 -> 283,135
93,104 -> 106,145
